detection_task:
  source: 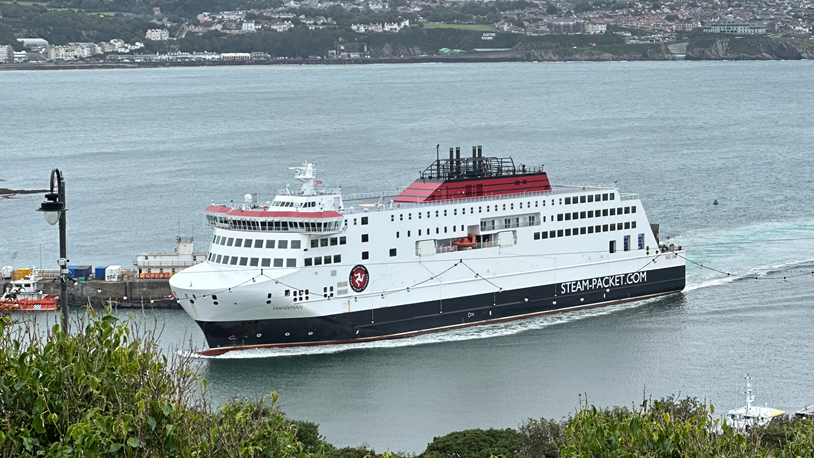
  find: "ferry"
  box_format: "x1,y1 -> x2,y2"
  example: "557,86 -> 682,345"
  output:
170,146 -> 686,355
1,273 -> 58,311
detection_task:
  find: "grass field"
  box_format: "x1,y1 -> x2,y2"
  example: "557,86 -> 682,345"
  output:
423,23 -> 495,31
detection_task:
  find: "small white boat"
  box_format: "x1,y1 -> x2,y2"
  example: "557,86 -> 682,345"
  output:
725,374 -> 785,432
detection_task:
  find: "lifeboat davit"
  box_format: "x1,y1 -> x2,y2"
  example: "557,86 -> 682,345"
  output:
453,234 -> 477,248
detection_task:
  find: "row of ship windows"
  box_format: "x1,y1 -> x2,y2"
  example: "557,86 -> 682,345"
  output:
213,235 -> 302,249
561,193 -> 615,205
388,194 -> 619,223
304,255 -> 343,266
533,221 -> 637,239
208,216 -> 342,232
557,206 -> 636,221
310,236 -> 348,248
207,253 -> 297,268
391,202 -> 541,222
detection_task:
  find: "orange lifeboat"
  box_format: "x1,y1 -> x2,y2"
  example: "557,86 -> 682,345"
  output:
453,234 -> 477,248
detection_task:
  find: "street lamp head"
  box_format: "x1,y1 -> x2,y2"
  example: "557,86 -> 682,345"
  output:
38,199 -> 65,225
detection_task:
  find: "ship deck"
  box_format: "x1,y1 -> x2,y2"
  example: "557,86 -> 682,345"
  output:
341,184 -> 627,213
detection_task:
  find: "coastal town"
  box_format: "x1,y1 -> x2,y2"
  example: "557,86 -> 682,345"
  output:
1,0 -> 813,64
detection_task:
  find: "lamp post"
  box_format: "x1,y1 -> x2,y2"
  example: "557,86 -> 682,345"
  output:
37,169 -> 69,333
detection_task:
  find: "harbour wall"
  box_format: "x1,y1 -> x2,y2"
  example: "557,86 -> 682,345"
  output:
2,279 -> 175,307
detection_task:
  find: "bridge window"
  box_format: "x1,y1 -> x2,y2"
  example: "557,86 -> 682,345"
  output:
291,240 -> 301,249
580,211 -> 586,219
362,234 -> 369,243
226,238 -> 234,247
625,222 -> 631,229
279,240 -> 288,249
550,230 -> 556,238
215,255 -> 222,263
235,238 -> 243,247
273,259 -> 284,267
230,257 -> 238,265
588,210 -> 594,218
632,206 -> 637,213
565,197 -> 571,205
362,217 -> 368,225
339,236 -> 347,245
261,258 -> 271,267
244,239 -> 253,247
221,256 -> 229,264
610,223 -> 616,231
631,221 -> 637,228
603,209 -> 609,217
588,195 -> 594,203
254,240 -> 263,248
305,258 -> 312,266
565,229 -> 571,236
602,193 -> 608,201
610,193 -> 615,200
362,251 -> 369,260
390,248 -> 397,257
323,256 -> 332,265
320,238 -> 328,247
239,257 -> 248,266
314,257 -> 322,266
333,255 -> 341,263
580,195 -> 586,203
534,232 -> 540,240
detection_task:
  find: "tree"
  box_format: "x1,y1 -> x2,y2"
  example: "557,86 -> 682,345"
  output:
422,429 -> 524,458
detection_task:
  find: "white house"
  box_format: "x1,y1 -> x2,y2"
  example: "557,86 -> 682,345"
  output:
145,29 -> 170,40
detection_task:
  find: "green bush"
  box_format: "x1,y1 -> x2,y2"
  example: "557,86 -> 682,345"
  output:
0,313 -> 322,457
422,428 -> 524,458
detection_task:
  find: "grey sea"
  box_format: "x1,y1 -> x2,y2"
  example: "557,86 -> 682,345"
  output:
2,61 -> 814,453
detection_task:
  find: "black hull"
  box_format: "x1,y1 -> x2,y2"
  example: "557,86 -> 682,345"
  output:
197,265 -> 685,355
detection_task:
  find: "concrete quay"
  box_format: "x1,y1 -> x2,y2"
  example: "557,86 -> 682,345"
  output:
2,278 -> 177,308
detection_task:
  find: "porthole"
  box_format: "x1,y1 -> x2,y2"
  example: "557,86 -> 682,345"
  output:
308,331 -> 314,336
266,300 -> 271,304
256,333 -> 262,338
285,332 -> 290,336
213,301 -> 219,305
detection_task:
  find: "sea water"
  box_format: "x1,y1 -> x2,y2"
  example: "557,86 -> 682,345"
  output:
1,61 -> 814,452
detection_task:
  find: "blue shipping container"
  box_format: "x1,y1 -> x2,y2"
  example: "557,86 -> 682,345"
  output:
76,266 -> 92,279
95,266 -> 108,279
67,265 -> 79,278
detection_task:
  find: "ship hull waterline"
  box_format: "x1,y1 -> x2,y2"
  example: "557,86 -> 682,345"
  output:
196,265 -> 685,356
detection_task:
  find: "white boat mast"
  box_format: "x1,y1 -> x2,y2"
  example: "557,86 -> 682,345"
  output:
289,162 -> 317,196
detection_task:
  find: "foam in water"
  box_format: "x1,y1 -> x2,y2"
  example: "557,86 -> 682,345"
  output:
672,219 -> 814,292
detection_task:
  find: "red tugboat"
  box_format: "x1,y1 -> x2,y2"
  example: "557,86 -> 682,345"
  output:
1,273 -> 58,311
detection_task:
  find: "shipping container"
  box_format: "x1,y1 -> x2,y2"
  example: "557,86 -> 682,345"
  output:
95,266 -> 108,280
105,265 -> 122,282
74,266 -> 92,279
67,265 -> 79,278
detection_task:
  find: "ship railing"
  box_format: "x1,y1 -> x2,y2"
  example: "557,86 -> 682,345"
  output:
276,187 -> 342,196
480,219 -> 541,232
435,240 -> 497,254
620,193 -> 639,201
368,185 -> 619,211
134,260 -> 201,267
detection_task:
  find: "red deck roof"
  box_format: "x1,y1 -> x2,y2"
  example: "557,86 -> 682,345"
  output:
205,206 -> 342,219
394,173 -> 551,203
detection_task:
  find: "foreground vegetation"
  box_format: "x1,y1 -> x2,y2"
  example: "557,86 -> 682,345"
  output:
2,312 -> 814,457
